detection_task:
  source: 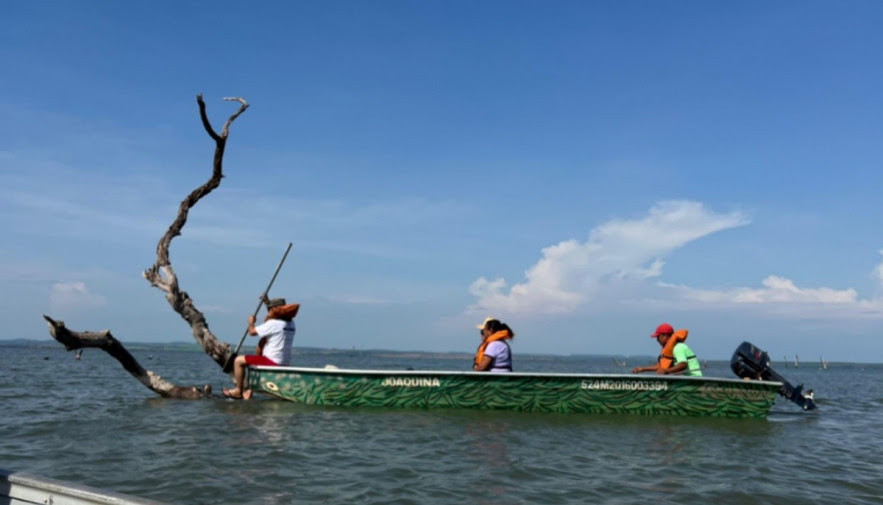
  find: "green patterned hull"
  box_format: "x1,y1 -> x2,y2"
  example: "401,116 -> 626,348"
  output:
247,366 -> 782,418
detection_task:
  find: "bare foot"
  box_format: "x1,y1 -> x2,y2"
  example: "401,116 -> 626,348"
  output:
222,387 -> 243,399
242,389 -> 253,400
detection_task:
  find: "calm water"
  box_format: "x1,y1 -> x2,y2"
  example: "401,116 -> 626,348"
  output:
1,344 -> 880,505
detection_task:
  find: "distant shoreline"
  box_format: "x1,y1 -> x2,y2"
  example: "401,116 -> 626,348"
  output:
2,338 -> 878,365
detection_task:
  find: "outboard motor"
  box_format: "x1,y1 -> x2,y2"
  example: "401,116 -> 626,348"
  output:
730,341 -> 816,411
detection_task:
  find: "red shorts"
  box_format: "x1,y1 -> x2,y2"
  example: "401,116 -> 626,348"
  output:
244,355 -> 279,366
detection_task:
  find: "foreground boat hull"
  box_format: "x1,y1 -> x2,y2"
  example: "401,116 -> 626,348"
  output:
247,366 -> 781,418
1,468 -> 167,505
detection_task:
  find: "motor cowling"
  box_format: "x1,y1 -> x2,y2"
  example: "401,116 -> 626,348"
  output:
731,341 -> 816,411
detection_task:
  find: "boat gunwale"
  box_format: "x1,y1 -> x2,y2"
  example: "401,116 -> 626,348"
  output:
1,468 -> 169,505
249,365 -> 783,388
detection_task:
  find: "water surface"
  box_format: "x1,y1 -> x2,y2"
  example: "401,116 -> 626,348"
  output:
1,344 -> 880,504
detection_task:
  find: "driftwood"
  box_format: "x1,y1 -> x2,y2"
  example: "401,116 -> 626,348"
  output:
44,94 -> 249,399
43,315 -> 208,399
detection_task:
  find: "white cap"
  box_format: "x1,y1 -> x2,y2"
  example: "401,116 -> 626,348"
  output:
475,317 -> 495,329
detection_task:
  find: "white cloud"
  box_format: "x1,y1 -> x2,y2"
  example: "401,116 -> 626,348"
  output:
661,275 -> 883,319
49,281 -> 106,311
467,201 -> 883,321
662,276 -> 858,305
468,200 -> 748,315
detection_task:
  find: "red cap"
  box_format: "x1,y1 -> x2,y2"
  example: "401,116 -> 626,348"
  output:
651,323 -> 674,338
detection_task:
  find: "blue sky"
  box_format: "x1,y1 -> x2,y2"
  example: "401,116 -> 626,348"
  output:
2,2 -> 882,362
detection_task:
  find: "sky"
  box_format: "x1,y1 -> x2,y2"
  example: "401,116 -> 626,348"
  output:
1,2 -> 882,363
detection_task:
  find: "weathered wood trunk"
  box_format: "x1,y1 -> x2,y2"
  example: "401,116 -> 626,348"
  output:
44,95 -> 250,399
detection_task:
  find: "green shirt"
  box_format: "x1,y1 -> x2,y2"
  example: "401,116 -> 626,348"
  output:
673,342 -> 702,376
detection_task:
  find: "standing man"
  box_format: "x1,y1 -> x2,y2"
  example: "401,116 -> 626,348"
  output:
632,323 -> 702,376
223,297 -> 299,400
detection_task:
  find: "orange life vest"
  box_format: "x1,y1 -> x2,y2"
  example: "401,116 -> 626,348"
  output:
266,303 -> 300,322
474,330 -> 512,368
658,329 -> 688,369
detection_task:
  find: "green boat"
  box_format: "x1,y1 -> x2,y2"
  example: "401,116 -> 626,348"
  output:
246,366 -> 785,418
245,342 -> 816,418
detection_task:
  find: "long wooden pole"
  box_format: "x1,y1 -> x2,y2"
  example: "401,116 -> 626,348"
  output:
224,242 -> 292,371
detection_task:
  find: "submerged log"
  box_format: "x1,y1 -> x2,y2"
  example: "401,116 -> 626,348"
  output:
43,315 -> 209,399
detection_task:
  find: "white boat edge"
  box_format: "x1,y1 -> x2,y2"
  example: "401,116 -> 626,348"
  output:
1,468 -> 170,505
251,365 -> 784,386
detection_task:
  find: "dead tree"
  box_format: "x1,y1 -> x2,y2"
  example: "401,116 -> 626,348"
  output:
43,316 -> 209,399
44,94 -> 249,399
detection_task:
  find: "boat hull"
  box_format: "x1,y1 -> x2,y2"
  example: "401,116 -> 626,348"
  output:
247,366 -> 781,418
1,468 -> 168,505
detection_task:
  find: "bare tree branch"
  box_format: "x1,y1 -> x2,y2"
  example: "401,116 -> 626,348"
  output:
45,95 -> 251,399
143,94 -> 249,371
44,316 -> 209,399
220,97 -> 249,137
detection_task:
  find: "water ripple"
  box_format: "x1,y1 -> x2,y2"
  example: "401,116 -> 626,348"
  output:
1,347 -> 880,504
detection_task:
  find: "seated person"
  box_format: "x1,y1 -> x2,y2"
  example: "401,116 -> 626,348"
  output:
224,296 -> 299,399
473,318 -> 514,372
632,323 -> 702,376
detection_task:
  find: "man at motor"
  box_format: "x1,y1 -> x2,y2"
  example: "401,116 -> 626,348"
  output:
632,323 -> 702,376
